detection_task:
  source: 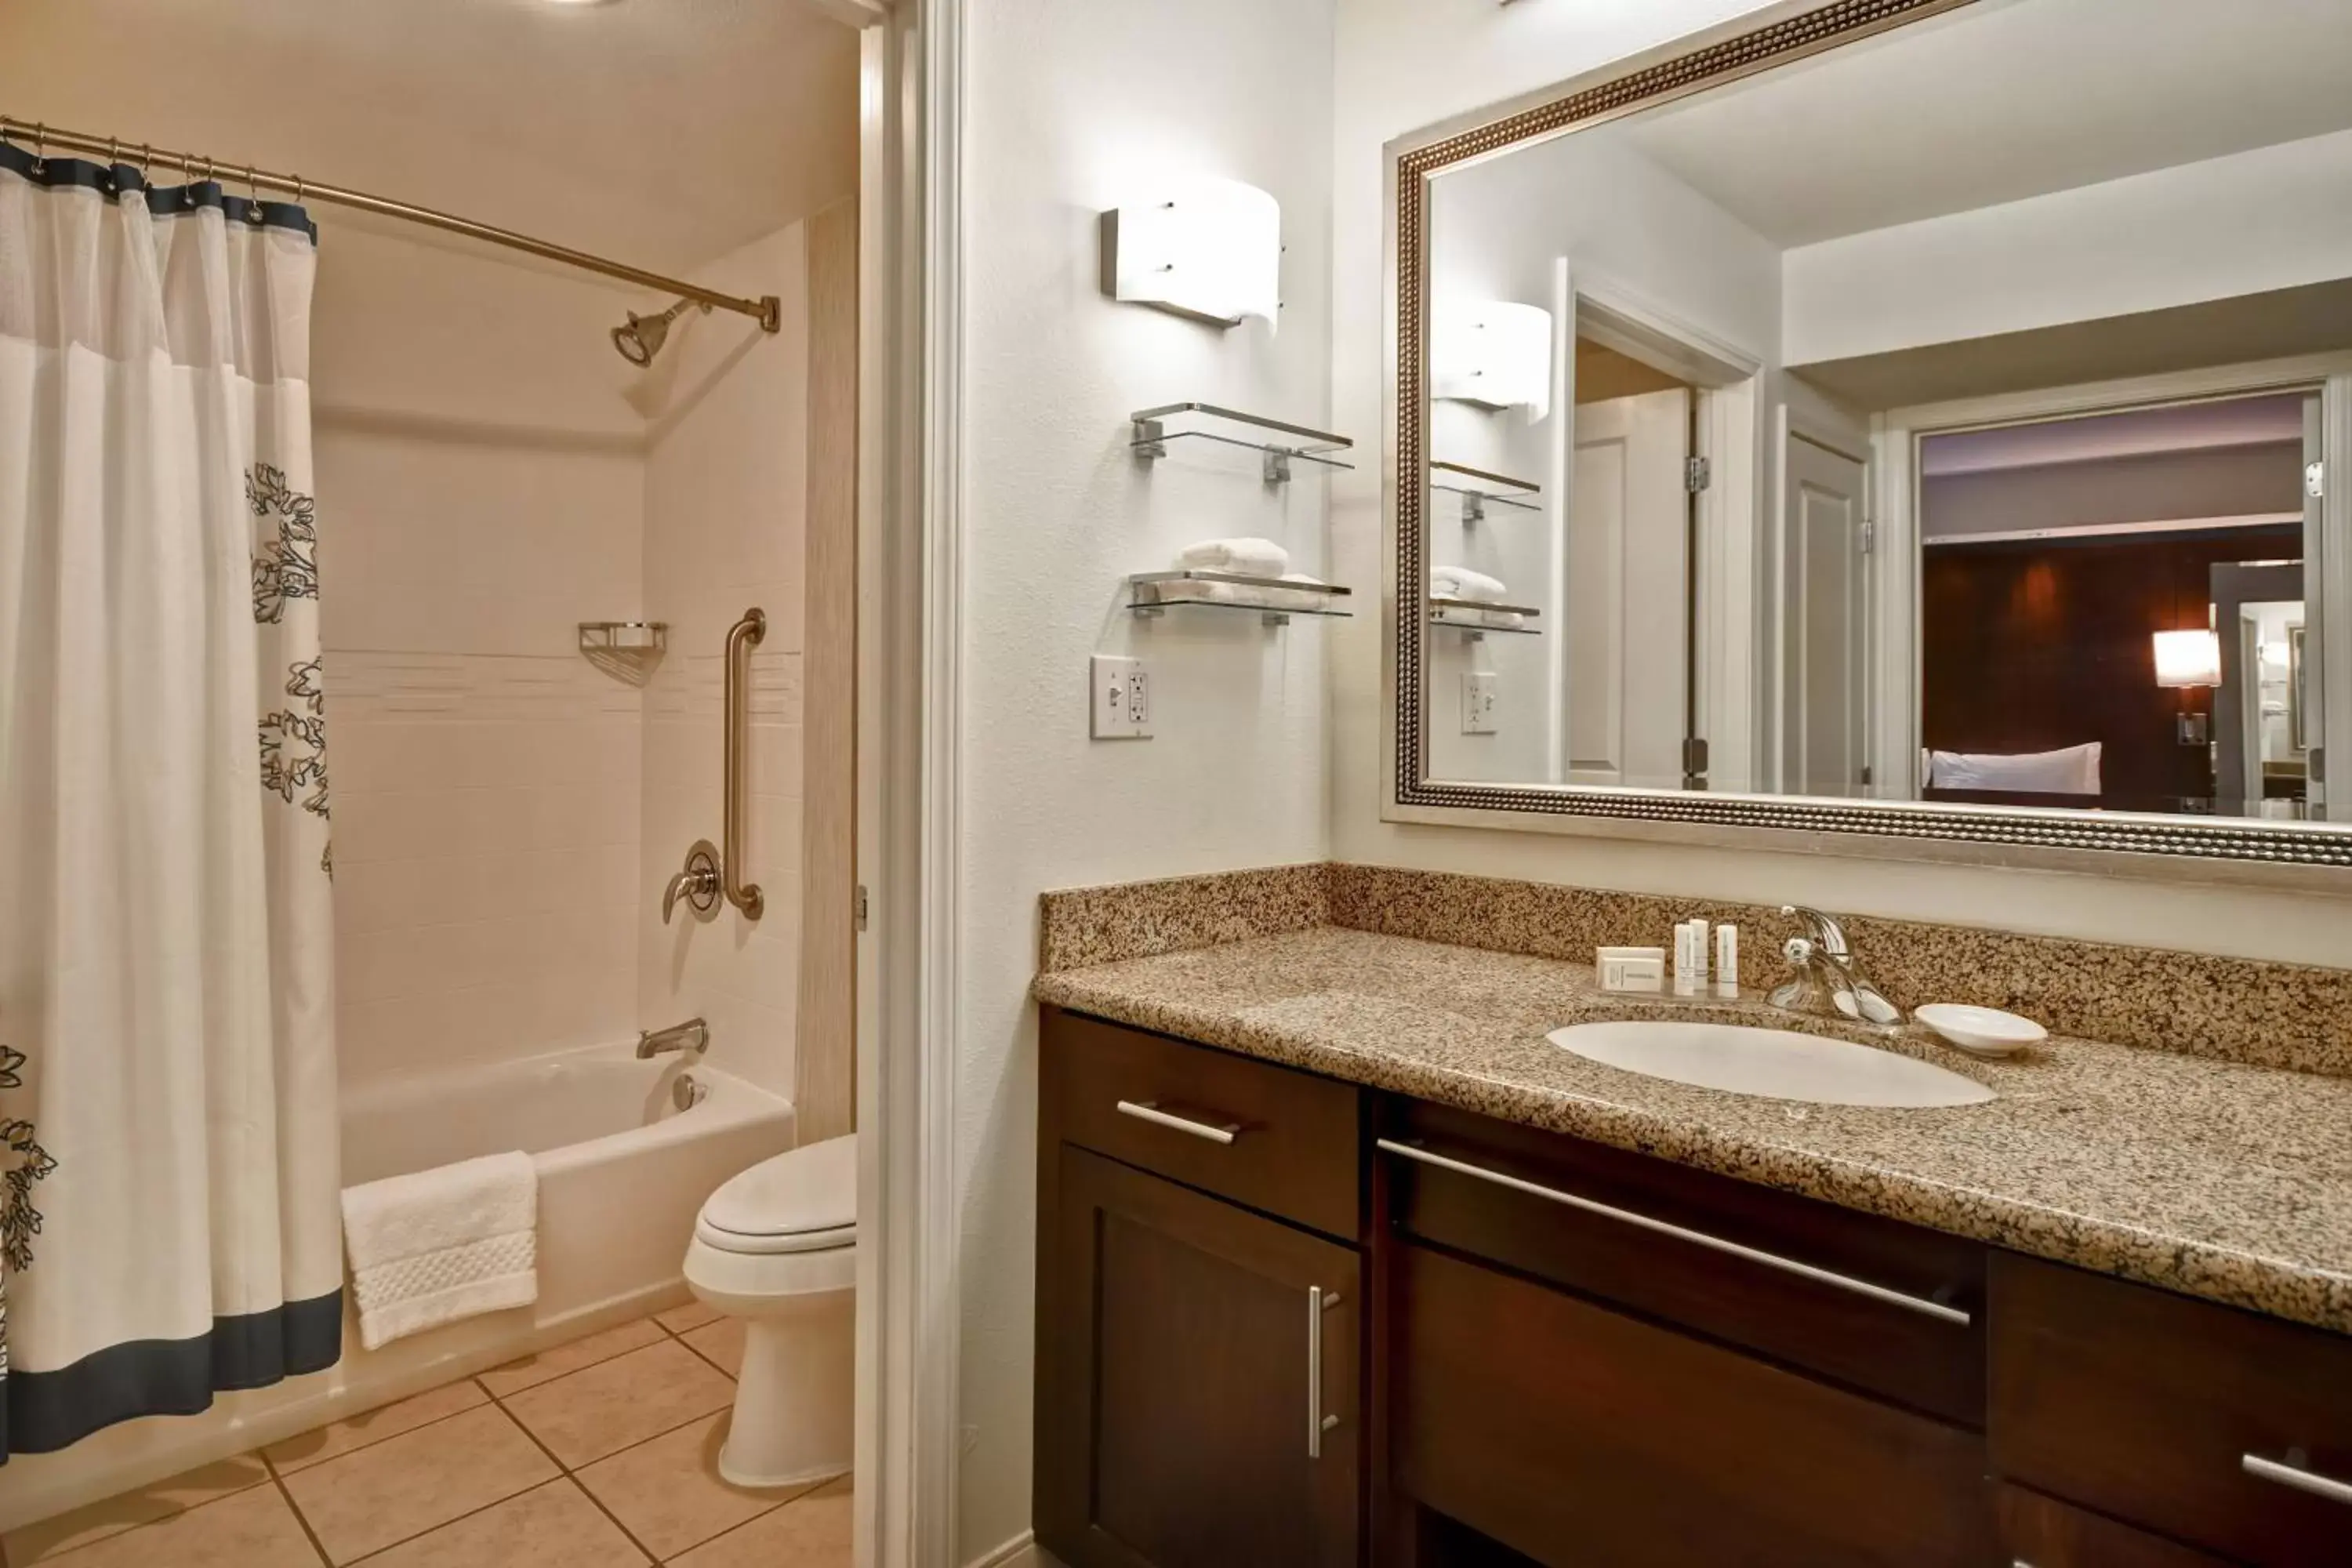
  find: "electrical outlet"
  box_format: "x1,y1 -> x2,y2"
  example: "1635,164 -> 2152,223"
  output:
1461,671 -> 1499,734
1091,655 -> 1153,739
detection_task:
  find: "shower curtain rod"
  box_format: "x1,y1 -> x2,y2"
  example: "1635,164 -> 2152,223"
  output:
0,114 -> 782,333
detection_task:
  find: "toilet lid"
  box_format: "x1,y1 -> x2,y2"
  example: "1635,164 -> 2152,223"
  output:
699,1134 -> 856,1246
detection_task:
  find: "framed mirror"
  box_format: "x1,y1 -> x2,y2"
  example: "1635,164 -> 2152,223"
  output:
1384,0 -> 2352,874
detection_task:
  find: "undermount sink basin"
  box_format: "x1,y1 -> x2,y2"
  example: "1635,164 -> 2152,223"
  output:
1548,1020 -> 1995,1108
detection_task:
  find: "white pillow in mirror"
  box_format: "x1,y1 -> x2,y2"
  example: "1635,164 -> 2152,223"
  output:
1926,742 -> 2101,795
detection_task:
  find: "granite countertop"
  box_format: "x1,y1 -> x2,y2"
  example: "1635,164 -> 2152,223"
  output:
1033,927 -> 2352,1334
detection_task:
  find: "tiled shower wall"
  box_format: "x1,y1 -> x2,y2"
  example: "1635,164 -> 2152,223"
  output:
321,430 -> 647,1089
318,219 -> 818,1102
637,221 -> 814,1101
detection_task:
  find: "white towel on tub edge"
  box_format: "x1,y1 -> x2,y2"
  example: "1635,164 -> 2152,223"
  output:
342,1151 -> 538,1351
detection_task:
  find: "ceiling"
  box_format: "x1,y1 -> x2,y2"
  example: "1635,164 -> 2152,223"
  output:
1788,278 -> 2352,412
1618,0 -> 2352,248
1920,394 -> 2308,478
0,0 -> 858,277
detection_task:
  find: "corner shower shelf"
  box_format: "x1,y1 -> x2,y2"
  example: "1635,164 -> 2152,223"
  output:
1432,459 -> 1542,524
1428,597 -> 1541,639
1127,571 -> 1354,626
1131,402 -> 1356,484
578,620 -> 668,685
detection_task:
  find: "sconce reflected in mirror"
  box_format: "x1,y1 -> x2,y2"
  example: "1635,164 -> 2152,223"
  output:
2154,629 -> 2222,689
1432,300 -> 1554,419
1102,176 -> 1281,331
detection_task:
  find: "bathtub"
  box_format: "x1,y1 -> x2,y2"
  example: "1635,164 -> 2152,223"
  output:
0,1041 -> 796,1534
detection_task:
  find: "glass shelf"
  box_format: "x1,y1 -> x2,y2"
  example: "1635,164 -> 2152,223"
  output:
1128,570 -> 1354,626
1432,459 -> 1542,523
1428,597 -> 1541,638
1131,403 -> 1357,484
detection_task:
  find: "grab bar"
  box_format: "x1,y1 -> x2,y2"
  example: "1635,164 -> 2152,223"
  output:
723,608 -> 766,919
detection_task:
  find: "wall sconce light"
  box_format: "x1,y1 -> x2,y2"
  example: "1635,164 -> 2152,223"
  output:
1432,301 -> 1554,420
1103,176 -> 1281,331
2152,628 -> 2221,689
2154,628 -> 2220,746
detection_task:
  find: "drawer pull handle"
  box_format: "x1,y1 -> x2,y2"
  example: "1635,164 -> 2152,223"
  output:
1116,1100 -> 1240,1145
1307,1286 -> 1341,1458
1376,1138 -> 1972,1327
2244,1452 -> 2352,1508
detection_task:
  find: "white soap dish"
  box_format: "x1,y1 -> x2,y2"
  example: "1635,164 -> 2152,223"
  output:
1915,1003 -> 2047,1058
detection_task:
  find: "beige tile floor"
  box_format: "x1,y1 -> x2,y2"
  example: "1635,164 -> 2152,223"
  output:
4,1304 -> 851,1567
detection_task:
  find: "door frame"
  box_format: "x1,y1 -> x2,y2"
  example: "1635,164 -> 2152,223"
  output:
1774,423 -> 1873,798
1546,270 -> 1764,792
854,0 -> 966,1564
1870,350 -> 2352,804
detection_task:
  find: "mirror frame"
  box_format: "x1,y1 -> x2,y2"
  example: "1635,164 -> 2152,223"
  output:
1382,0 -> 2352,880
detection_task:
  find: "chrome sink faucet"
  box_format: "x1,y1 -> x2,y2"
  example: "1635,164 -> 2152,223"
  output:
1769,906 -> 1904,1027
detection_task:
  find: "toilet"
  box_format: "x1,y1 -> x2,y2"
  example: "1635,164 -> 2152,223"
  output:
684,1133 -> 857,1489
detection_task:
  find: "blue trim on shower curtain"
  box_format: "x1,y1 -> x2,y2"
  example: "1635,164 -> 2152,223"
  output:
0,141 -> 319,242
0,1290 -> 343,1461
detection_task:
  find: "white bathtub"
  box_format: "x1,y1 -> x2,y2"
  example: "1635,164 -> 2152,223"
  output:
0,1041 -> 795,1533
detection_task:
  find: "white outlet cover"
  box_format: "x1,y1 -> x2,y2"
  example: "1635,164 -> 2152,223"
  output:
1091,654 -> 1152,739
1461,671 -> 1497,734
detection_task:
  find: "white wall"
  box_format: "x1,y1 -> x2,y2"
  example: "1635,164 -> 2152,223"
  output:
1784,128 -> 2352,368
637,221 -> 815,1101
956,0 -> 1337,1556
1424,125 -> 1782,782
1330,0 -> 2352,965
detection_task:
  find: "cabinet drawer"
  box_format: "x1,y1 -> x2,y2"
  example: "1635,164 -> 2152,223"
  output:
1383,1099 -> 1985,1423
1995,1485 -> 2239,1568
1991,1254 -> 2352,1568
1392,1243 -> 1992,1567
1044,1008 -> 1361,1240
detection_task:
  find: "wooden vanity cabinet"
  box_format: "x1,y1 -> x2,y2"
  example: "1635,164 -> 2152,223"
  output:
1036,1011 -> 2352,1568
1991,1254 -> 2352,1568
1035,1008 -> 1367,1568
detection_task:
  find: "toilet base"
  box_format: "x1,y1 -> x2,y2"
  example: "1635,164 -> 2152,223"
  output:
713,1285 -> 855,1490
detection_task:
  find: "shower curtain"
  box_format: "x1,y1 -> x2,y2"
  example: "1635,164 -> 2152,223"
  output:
0,143 -> 343,1461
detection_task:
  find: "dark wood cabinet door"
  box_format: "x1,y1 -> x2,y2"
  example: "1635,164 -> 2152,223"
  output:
1037,1145 -> 1363,1568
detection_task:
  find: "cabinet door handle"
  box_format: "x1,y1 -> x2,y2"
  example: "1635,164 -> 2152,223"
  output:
2244,1452 -> 2352,1507
1307,1286 -> 1342,1458
1115,1100 -> 1239,1145
1376,1138 -> 1972,1327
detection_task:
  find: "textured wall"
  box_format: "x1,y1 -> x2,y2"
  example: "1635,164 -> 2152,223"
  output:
956,0 -> 1339,1555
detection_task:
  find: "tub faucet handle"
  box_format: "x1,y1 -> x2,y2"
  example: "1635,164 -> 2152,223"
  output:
665,840 -> 722,924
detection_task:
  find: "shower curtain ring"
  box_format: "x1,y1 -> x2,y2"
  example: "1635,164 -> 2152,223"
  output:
246,164 -> 265,224
30,122 -> 46,176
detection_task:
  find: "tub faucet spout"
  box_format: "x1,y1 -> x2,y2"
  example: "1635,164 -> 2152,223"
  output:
637,1018 -> 710,1059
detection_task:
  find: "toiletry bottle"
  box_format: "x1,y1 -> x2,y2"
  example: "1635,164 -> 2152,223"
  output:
1715,924 -> 1739,999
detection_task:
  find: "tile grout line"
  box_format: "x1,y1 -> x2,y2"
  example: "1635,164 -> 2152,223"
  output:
660,1475 -> 836,1567
296,1399 -> 559,1567
490,1396 -> 666,1566
265,1465 -> 337,1568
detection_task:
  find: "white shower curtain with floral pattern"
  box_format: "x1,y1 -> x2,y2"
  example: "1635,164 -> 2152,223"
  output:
0,143 -> 343,1461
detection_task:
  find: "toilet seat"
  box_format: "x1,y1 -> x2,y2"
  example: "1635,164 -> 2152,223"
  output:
694,1134 -> 856,1257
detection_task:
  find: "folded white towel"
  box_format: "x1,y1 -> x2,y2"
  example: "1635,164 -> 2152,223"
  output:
1178,536 -> 1290,577
342,1152 -> 538,1351
1270,572 -> 1330,612
1432,565 -> 1508,603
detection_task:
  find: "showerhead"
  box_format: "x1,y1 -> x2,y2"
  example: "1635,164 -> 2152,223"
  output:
611,298 -> 704,366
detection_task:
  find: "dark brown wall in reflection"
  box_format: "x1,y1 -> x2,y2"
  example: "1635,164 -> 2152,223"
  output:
1920,527 -> 2300,810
